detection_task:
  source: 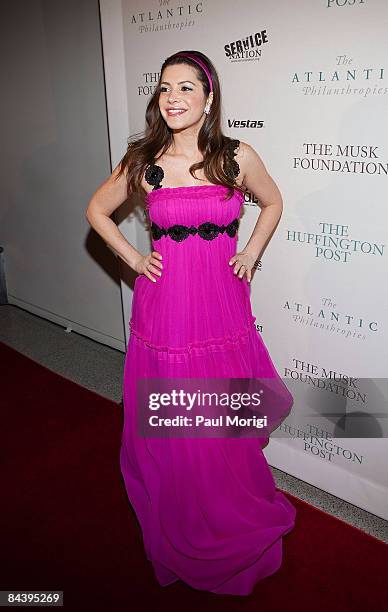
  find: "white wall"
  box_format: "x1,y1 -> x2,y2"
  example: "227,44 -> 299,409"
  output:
0,0 -> 126,351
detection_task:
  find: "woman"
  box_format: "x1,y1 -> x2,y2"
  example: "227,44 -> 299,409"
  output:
86,50 -> 296,596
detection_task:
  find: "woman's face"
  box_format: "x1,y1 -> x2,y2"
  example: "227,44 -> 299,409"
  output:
158,63 -> 212,129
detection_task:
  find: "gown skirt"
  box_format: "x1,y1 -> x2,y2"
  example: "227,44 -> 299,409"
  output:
120,185 -> 296,596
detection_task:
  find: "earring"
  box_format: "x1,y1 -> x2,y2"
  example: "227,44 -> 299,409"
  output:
204,105 -> 211,115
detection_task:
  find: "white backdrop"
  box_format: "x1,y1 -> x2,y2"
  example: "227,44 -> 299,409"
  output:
100,0 -> 388,519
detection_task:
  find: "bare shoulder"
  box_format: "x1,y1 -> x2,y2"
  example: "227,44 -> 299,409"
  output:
234,140 -> 283,207
234,141 -> 267,180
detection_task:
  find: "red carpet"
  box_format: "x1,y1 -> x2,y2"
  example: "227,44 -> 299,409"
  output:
1,340 -> 388,611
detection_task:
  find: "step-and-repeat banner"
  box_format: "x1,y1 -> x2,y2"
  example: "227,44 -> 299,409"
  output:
100,0 -> 388,519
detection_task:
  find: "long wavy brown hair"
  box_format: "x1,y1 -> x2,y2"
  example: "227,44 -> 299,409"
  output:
115,50 -> 245,202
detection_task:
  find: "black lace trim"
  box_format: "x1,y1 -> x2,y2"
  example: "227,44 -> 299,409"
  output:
224,138 -> 240,181
151,218 -> 240,242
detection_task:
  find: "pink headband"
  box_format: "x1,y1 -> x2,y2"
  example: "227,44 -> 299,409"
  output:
173,52 -> 213,93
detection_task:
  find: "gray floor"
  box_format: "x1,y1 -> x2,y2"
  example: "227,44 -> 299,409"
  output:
1,303 -> 388,545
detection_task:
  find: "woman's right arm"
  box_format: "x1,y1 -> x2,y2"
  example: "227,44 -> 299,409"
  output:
85,164 -> 162,282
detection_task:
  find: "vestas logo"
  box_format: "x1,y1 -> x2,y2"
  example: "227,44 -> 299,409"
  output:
224,31 -> 269,61
227,119 -> 264,129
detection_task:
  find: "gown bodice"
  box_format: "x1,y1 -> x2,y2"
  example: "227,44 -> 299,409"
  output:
129,140 -> 257,355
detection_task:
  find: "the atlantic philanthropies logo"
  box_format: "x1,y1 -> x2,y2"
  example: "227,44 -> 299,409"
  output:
284,297 -> 378,338
291,54 -> 386,97
286,221 -> 385,263
129,2 -> 204,32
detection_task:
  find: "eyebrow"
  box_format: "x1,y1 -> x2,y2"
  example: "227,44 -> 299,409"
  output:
160,80 -> 196,85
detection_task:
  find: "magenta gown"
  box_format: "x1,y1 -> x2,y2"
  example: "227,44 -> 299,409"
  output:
120,151 -> 296,596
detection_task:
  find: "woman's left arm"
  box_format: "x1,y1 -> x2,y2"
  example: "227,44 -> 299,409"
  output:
229,141 -> 283,282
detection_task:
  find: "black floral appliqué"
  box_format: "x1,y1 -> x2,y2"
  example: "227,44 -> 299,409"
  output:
145,163 -> 164,190
151,218 -> 240,242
